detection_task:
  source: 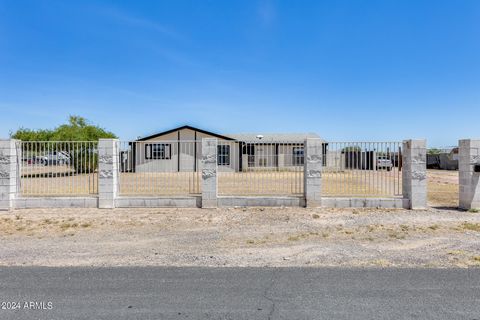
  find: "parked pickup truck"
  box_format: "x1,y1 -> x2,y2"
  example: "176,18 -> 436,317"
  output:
376,156 -> 393,171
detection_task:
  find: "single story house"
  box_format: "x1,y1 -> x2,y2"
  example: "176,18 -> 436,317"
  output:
120,125 -> 322,173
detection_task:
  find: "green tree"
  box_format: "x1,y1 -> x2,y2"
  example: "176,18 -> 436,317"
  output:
11,116 -> 117,173
11,128 -> 54,141
52,115 -> 117,141
427,148 -> 442,155
11,115 -> 117,141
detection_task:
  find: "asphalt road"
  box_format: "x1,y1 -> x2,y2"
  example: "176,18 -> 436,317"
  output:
0,267 -> 479,320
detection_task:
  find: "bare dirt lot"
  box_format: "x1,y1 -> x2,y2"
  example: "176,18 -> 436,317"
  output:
427,169 -> 459,207
21,165 -> 403,197
1,206 -> 479,268
22,168 -> 451,203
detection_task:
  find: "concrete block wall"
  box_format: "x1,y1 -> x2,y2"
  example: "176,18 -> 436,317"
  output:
201,138 -> 218,208
459,139 -> 480,210
14,197 -> 98,209
321,197 -> 408,209
115,196 -> 201,208
0,139 -> 18,210
98,139 -> 119,209
218,196 -> 303,207
402,139 -> 427,209
304,138 -> 323,207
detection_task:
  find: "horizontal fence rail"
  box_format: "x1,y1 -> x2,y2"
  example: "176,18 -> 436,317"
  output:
118,140 -> 202,196
17,141 -> 98,196
217,141 -> 304,196
323,142 -> 402,197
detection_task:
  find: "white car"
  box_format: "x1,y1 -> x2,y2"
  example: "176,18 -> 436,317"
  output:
35,151 -> 71,166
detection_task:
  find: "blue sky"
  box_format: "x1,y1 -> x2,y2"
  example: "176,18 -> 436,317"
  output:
0,0 -> 479,146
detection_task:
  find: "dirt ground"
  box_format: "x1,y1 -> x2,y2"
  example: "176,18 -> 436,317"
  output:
25,165 -> 457,204
1,206 -> 479,268
21,169 -> 401,197
427,169 -> 459,207
6,169 -> 468,268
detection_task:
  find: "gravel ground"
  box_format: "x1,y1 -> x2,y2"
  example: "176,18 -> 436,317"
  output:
1,207 -> 479,268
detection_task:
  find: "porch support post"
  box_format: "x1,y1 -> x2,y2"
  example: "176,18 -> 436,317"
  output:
459,139 -> 480,210
201,138 -> 218,208
98,139 -> 119,209
0,139 -> 18,211
402,139 -> 427,209
304,138 -> 323,207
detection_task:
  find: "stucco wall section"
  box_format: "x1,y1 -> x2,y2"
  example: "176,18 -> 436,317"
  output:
459,139 -> 480,210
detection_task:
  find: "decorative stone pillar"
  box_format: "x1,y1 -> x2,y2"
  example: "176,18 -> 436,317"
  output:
458,139 -> 480,210
201,138 -> 218,208
98,139 -> 119,209
304,138 -> 323,207
0,139 -> 18,210
402,139 -> 427,209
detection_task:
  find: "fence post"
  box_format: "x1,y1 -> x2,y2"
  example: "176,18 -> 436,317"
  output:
304,138 -> 323,207
0,139 -> 18,211
98,139 -> 119,209
402,139 -> 427,209
201,138 -> 218,208
458,139 -> 480,210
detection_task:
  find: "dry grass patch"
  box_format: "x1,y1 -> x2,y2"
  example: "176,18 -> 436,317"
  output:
460,222 -> 480,232
286,232 -> 321,242
59,222 -> 78,231
447,250 -> 467,255
427,170 -> 459,207
428,183 -> 458,207
387,230 -> 406,240
287,235 -> 300,241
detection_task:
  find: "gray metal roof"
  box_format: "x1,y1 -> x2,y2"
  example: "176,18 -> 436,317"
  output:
226,132 -> 322,143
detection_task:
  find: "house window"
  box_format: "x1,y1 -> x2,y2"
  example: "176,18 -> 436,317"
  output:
145,143 -> 171,160
259,158 -> 267,167
217,145 -> 230,166
293,146 -> 304,166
